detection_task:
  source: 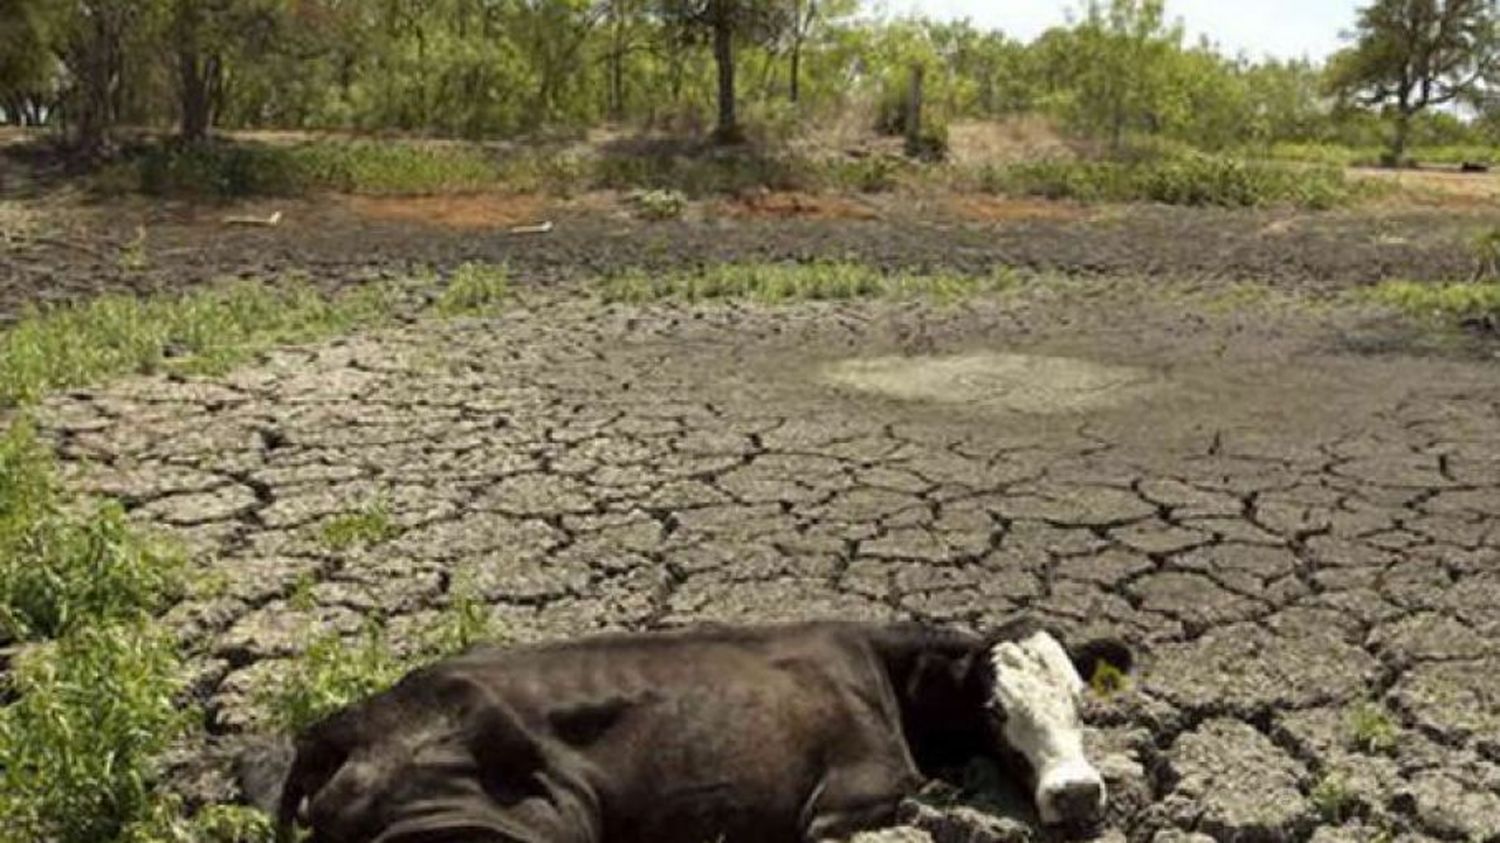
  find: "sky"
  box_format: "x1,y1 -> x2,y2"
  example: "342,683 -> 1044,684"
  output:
889,0 -> 1364,61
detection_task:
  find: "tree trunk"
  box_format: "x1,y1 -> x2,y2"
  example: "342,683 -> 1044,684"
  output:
904,63 -> 924,157
711,0 -> 739,144
608,0 -> 626,119
1389,109 -> 1413,167
789,0 -> 802,103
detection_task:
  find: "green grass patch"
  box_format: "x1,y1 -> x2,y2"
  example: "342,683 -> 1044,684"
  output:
0,621 -> 190,843
319,499 -> 401,551
600,262 -> 1021,305
0,279 -> 399,408
111,140 -> 505,198
435,262 -> 511,317
1366,280 -> 1500,324
262,580 -> 498,733
0,423 -> 185,641
1309,774 -> 1358,823
987,153 -> 1356,209
1345,702 -> 1400,754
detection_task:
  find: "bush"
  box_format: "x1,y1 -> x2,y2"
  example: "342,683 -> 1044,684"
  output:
125,140 -> 505,198
0,424 -> 185,641
989,152 -> 1355,209
0,621 -> 190,843
0,280 -> 399,407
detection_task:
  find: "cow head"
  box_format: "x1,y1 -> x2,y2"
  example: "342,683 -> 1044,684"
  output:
986,630 -> 1132,829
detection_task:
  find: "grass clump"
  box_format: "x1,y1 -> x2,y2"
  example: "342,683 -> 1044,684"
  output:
263,579 -> 498,733
1309,775 -> 1358,823
1345,702 -> 1400,754
435,262 -> 510,316
119,140 -> 504,198
988,153 -> 1355,209
0,424 -> 185,641
0,622 -> 190,843
1366,280 -> 1500,325
0,279 -> 398,407
600,262 -> 1020,305
319,499 -> 401,551
629,188 -> 688,221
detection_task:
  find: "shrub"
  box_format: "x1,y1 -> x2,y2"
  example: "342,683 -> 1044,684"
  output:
436,262 -> 511,316
0,622 -> 190,843
600,262 -> 1020,304
990,152 -> 1355,209
629,189 -> 688,221
0,280 -> 399,407
319,499 -> 402,551
0,424 -> 185,641
1367,280 -> 1500,324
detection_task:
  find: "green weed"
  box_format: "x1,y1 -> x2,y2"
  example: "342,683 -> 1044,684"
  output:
599,262 -> 1021,305
262,579 -> 500,733
1366,280 -> 1500,325
319,499 -> 401,551
0,621 -> 191,843
435,262 -> 510,316
1309,774 -> 1358,823
118,225 -> 150,273
0,424 -> 185,641
126,140 -> 504,198
0,279 -> 399,407
262,618 -> 409,734
1345,702 -> 1400,754
629,188 -> 689,221
988,153 -> 1356,209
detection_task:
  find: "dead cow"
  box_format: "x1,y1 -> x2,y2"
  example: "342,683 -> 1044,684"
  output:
274,621 -> 1132,843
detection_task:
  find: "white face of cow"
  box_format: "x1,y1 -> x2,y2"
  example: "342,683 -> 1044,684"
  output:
988,631 -> 1106,827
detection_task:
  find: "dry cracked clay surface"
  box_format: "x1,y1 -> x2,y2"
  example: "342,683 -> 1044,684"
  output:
34,290 -> 1500,843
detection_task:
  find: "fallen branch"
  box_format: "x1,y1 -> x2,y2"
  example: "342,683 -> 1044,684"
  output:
223,210 -> 284,227
509,220 -> 554,235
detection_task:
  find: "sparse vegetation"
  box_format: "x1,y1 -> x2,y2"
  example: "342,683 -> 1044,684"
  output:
1345,702 -> 1400,754
600,262 -> 1022,304
319,499 -> 401,551
1366,279 -> 1500,326
435,262 -> 511,317
262,578 -> 499,733
630,188 -> 689,221
1089,661 -> 1130,697
1310,774 -> 1358,823
986,154 -> 1357,209
0,423 -> 185,641
0,279 -> 400,408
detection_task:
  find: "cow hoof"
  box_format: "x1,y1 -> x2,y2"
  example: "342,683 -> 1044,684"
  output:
1037,759 -> 1106,827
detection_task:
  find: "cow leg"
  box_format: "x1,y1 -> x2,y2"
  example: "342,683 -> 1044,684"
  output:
799,761 -> 915,843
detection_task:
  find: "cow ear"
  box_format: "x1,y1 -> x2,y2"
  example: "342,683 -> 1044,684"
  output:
1068,637 -> 1134,696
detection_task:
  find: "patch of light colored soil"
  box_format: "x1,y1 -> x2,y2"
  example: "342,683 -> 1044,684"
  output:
823,352 -> 1162,414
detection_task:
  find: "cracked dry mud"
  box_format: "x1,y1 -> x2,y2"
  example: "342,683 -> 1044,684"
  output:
34,288 -> 1500,843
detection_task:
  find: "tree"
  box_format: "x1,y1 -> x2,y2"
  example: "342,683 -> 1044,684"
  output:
658,0 -> 787,142
1328,0 -> 1500,164
1040,0 -> 1185,150
0,0 -> 62,125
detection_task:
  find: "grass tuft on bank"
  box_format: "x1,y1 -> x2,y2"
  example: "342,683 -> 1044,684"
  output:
600,262 -> 1022,304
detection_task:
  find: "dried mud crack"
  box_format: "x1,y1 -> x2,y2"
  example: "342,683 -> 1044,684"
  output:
33,291 -> 1500,843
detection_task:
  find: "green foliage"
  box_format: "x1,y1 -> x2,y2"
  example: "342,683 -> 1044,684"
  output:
0,280 -> 399,407
600,261 -> 1020,304
0,424 -> 185,641
1326,0 -> 1500,160
1367,280 -> 1500,323
0,621 -> 190,843
126,141 -> 505,198
1345,701 -> 1400,754
989,153 -> 1355,209
320,500 -> 401,551
262,619 -> 408,734
436,262 -> 511,316
262,580 -> 500,734
630,188 -> 689,220
1310,774 -> 1358,823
